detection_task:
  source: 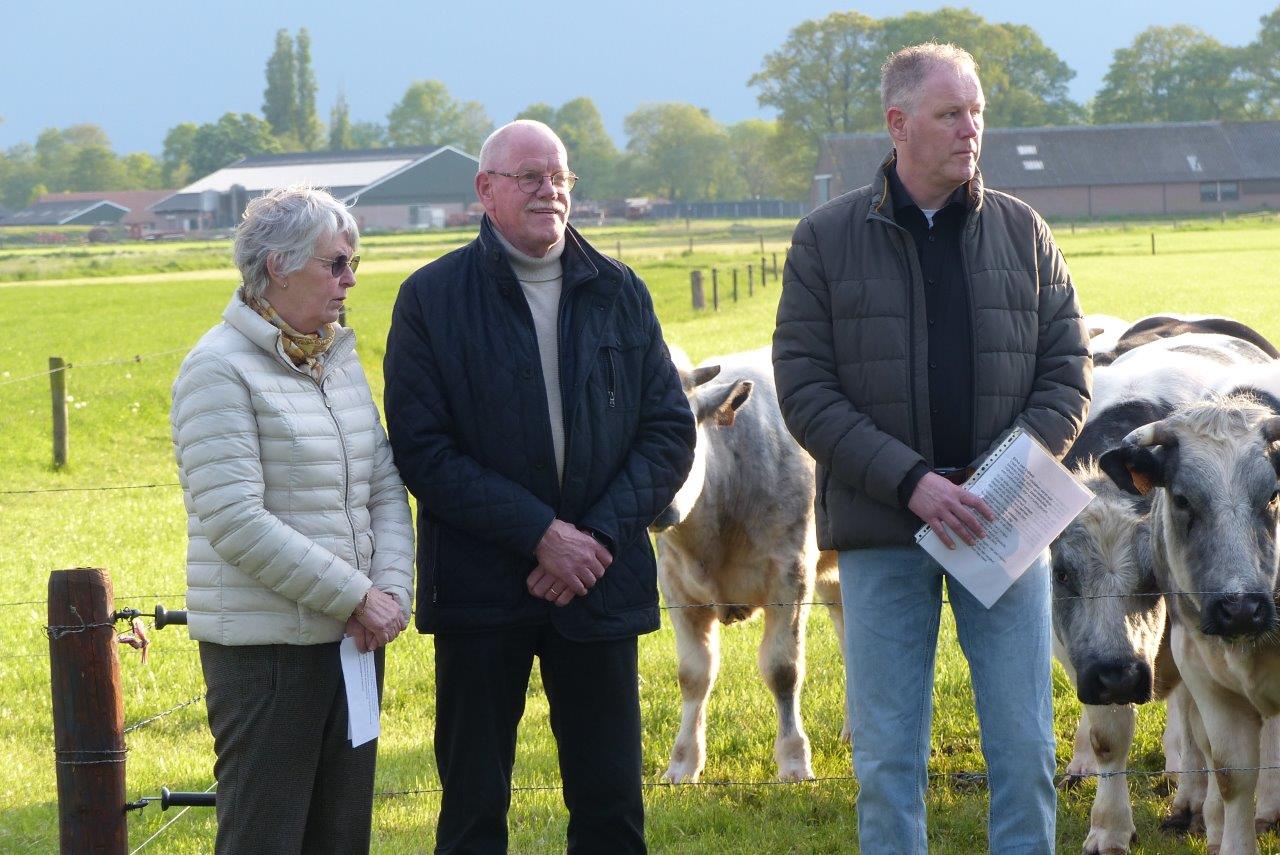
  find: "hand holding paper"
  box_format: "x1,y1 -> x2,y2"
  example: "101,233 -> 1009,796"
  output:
915,429 -> 1093,608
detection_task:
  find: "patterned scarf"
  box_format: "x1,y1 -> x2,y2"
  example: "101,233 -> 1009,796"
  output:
244,292 -> 337,381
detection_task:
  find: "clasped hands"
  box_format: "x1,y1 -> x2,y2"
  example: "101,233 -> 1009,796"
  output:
346,587 -> 408,653
907,471 -> 997,550
526,518 -> 613,607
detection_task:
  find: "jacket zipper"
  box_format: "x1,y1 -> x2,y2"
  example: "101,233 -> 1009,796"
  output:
318,372 -> 360,572
604,348 -> 617,408
871,208 -> 923,454
960,218 -> 979,461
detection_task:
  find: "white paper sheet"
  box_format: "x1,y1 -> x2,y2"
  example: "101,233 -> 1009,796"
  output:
340,635 -> 380,747
915,428 -> 1094,608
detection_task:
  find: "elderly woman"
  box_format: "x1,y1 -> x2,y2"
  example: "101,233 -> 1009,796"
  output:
170,185 -> 413,854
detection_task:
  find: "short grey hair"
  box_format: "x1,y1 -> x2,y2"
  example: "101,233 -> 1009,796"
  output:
478,120 -> 563,172
881,42 -> 979,116
234,185 -> 359,300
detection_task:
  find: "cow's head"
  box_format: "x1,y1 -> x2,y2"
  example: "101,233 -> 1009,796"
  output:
1051,462 -> 1163,705
650,346 -> 754,532
1099,396 -> 1280,640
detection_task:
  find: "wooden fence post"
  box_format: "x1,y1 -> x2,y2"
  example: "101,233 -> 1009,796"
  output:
688,236 -> 694,253
49,567 -> 126,854
1151,233 -> 1156,255
711,268 -> 719,311
761,256 -> 767,285
747,264 -> 754,296
772,252 -> 779,280
732,268 -> 739,302
50,357 -> 68,469
691,270 -> 705,309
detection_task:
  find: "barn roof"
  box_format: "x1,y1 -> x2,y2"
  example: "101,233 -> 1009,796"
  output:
150,145 -> 478,213
820,120 -> 1280,193
38,190 -> 176,227
2,198 -> 129,226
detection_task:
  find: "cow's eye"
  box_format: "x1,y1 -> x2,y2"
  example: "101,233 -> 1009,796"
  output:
1172,493 -> 1191,510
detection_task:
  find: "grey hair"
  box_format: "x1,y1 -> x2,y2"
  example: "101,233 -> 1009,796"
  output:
234,185 -> 359,300
478,120 -> 563,172
881,42 -> 979,116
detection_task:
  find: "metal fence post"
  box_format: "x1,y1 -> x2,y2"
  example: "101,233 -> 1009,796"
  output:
50,357 -> 68,469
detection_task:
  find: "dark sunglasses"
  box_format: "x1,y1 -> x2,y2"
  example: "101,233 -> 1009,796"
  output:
312,254 -> 360,276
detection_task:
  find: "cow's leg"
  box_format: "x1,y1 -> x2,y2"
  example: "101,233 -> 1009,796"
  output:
814,563 -> 850,743
1081,702 -> 1138,855
1254,716 -> 1280,832
1163,682 -> 1208,833
759,590 -> 814,781
1182,667 -> 1261,855
1064,707 -> 1098,782
663,604 -> 719,783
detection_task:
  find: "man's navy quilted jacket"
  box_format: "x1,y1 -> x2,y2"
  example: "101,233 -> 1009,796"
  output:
384,217 -> 695,640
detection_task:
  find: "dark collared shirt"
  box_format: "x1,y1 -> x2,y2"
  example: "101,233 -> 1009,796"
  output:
888,166 -> 974,504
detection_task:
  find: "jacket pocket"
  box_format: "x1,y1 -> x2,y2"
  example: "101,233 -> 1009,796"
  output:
596,333 -> 647,413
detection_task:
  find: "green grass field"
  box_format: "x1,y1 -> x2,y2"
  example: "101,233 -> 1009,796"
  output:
2,217 -> 1279,853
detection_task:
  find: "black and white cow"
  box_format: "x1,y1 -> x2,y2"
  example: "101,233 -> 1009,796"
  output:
1092,314 -> 1280,368
1100,396 -> 1280,855
651,347 -> 845,783
1053,331 -> 1276,853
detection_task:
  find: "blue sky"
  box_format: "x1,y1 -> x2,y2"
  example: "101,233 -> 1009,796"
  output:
4,0 -> 1274,155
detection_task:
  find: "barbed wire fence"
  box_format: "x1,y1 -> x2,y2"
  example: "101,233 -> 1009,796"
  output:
3,344 -> 1276,850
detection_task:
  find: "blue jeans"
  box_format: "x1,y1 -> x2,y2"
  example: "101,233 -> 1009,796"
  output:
839,546 -> 1056,854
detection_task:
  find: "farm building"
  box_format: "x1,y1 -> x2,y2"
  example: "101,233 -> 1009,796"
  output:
149,145 -> 479,231
27,191 -> 178,237
813,120 -> 1280,218
2,197 -> 130,227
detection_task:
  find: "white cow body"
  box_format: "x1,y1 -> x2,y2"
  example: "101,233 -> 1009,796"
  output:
653,347 -> 845,783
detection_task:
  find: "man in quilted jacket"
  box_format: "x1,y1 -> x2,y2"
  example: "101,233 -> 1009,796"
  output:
384,120 -> 695,854
772,44 -> 1091,853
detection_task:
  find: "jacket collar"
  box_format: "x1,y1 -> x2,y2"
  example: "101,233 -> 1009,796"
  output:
223,289 -> 355,376
869,150 -> 985,224
476,215 -> 617,295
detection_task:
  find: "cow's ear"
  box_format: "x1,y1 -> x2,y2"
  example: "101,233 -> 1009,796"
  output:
1099,445 -> 1164,496
695,380 -> 754,426
683,364 -> 721,392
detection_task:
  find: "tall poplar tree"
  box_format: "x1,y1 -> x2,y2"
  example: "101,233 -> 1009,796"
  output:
294,28 -> 320,150
262,29 -> 297,141
329,91 -> 353,151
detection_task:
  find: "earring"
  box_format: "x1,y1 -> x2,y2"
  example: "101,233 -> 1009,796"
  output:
281,278 -> 289,290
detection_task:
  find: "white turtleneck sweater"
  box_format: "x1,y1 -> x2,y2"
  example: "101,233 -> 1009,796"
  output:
496,230 -> 567,482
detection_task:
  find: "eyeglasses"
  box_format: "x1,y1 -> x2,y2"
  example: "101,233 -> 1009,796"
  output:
312,254 -> 360,276
485,169 -> 578,194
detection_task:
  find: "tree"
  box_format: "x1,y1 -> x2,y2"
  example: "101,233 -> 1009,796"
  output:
1244,8 -> 1280,119
262,29 -> 297,141
349,121 -> 386,149
727,120 -> 783,199
68,145 -> 124,190
554,97 -> 620,197
749,11 -> 884,143
386,80 -> 492,152
514,103 -> 557,126
162,122 -> 199,186
748,7 -> 1084,157
294,28 -> 321,150
121,153 -> 164,189
189,113 -> 281,177
623,103 -> 737,202
329,91 -> 353,151
1094,25 -> 1250,123
878,8 -> 1083,127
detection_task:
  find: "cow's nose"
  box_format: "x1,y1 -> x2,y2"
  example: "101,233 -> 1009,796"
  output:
1205,593 -> 1276,637
1077,659 -> 1152,705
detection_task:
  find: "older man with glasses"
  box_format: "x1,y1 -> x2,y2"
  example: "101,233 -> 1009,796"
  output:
384,120 -> 695,854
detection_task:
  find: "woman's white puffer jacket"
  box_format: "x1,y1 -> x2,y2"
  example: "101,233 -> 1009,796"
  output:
171,294 -> 414,645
